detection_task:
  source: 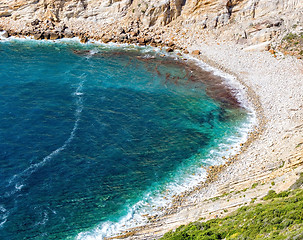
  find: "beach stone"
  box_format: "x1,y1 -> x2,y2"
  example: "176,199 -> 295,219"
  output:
167,42 -> 174,47
64,31 -> 74,38
80,36 -> 88,43
44,32 -> 51,39
129,31 -> 138,37
138,37 -> 146,45
31,19 -> 40,26
166,47 -> 173,52
102,36 -> 111,43
192,50 -> 201,55
243,41 -> 270,52
0,30 -> 9,38
34,33 -> 43,40
49,32 -> 59,40
117,27 -> 125,34
0,10 -> 12,18
184,50 -> 189,54
118,34 -> 127,42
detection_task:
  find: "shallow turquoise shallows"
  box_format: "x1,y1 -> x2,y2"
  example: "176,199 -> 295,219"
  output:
0,40 -> 250,239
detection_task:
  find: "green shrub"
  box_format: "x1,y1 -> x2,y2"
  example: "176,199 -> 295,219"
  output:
283,33 -> 298,41
263,190 -> 278,200
161,189 -> 303,240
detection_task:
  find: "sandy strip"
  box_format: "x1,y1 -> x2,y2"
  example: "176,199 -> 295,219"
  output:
116,40 -> 303,239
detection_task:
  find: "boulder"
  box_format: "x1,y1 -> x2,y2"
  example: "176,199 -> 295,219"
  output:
31,19 -> 40,26
243,41 -> 271,52
117,27 -> 125,34
251,29 -> 274,43
192,50 -> 200,55
49,32 -> 60,40
0,11 -> 12,18
138,37 -> 146,45
34,33 -> 43,40
129,31 -> 138,37
44,32 -> 51,40
102,36 -> 111,43
118,34 -> 127,42
166,47 -> 173,53
167,42 -> 175,47
63,31 -> 74,38
80,36 -> 88,43
0,31 -> 9,38
55,24 -> 67,33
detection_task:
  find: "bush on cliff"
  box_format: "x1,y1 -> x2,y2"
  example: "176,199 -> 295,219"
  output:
161,189 -> 303,240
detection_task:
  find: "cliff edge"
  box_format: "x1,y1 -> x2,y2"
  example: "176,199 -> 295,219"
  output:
0,0 -> 303,51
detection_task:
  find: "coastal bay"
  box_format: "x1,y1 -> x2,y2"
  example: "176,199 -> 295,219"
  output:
0,0 -> 303,239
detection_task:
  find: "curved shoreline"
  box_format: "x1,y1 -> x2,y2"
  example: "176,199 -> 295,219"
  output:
104,46 -> 266,240
124,41 -> 303,239
103,37 -> 303,239
1,31 -> 303,240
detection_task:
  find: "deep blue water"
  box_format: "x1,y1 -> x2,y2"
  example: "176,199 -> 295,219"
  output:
0,40 -> 250,239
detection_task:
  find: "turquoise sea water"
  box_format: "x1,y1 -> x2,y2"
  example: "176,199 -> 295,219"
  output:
0,40 -> 252,239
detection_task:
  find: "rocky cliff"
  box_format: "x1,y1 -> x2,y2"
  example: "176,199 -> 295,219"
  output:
0,0 -> 302,48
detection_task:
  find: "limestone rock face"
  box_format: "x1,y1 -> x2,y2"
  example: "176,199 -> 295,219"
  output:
1,0 -> 302,27
0,0 -> 302,45
125,0 -> 186,27
0,0 -> 132,23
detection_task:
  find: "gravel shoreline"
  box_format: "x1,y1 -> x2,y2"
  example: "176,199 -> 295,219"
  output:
111,37 -> 303,239
125,38 -> 303,239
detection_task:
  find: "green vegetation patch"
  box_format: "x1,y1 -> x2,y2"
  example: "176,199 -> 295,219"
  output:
262,190 -> 290,200
283,33 -> 299,41
161,189 -> 303,240
290,172 -> 303,190
279,32 -> 303,58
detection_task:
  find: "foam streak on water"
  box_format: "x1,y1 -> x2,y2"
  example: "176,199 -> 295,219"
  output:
6,75 -> 86,197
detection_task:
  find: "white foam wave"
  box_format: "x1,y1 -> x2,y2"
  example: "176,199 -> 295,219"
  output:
77,118 -> 253,239
0,218 -> 7,228
77,201 -> 147,240
188,55 -> 256,118
77,168 -> 209,239
89,49 -> 99,55
0,205 -> 6,213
